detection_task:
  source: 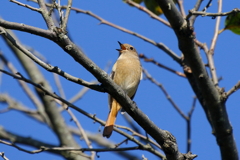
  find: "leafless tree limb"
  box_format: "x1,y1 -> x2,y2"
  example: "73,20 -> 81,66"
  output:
10,0 -> 40,12
142,68 -> 188,120
225,81 -> 240,98
0,138 -> 141,154
176,0 -> 186,17
124,0 -> 171,27
139,54 -> 186,78
189,8 -> 240,17
207,0 -> 222,86
186,97 -> 197,152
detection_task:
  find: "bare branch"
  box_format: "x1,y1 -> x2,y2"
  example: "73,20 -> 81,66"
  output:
10,0 -> 40,12
188,0 -> 204,26
0,139 -> 140,154
62,0 -> 72,31
143,68 -> 188,120
68,82 -> 96,104
225,81 -> 240,98
207,0 -> 222,85
124,0 -> 171,27
0,18 -> 56,40
176,0 -> 186,17
186,97 -> 197,152
139,54 -> 185,78
37,0 -> 55,30
189,8 -> 240,17
115,124 -> 162,150
202,0 -> 213,12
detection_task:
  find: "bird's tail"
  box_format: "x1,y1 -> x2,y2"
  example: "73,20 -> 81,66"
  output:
103,99 -> 121,138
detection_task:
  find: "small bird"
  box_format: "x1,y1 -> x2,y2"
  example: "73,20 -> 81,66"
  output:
103,41 -> 142,138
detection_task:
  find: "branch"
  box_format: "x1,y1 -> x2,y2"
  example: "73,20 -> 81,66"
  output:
37,0 -> 55,30
0,18 -> 56,40
142,68 -> 188,120
139,54 -> 185,78
0,139 -> 140,153
225,81 -> 240,98
124,0 -> 171,27
62,0 -> 72,31
207,0 -> 222,86
189,8 -> 240,17
186,97 -> 197,152
10,0 -> 40,12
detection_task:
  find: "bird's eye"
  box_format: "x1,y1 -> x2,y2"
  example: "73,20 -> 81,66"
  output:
130,47 -> 134,50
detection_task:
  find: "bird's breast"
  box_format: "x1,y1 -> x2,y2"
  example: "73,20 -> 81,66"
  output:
113,58 -> 141,97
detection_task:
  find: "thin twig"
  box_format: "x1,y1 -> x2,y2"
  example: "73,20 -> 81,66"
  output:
0,139 -> 140,154
10,0 -> 40,12
139,54 -> 186,78
124,0 -> 171,27
186,97 -> 197,152
115,138 -> 129,148
189,8 -> 240,17
207,0 -> 222,86
142,68 -> 188,120
62,0 -> 72,31
68,82 -> 97,104
176,0 -> 186,17
225,81 -> 240,98
202,0 -> 213,12
188,0 -> 204,26
115,124 -> 162,150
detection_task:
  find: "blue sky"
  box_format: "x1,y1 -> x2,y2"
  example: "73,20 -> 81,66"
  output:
0,0 -> 240,160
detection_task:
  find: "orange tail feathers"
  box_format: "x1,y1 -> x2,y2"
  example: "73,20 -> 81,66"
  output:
103,99 -> 121,138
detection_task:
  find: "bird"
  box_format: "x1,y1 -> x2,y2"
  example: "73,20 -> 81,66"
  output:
103,41 -> 142,138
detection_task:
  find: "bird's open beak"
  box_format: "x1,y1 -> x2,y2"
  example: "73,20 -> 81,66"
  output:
116,41 -> 126,51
